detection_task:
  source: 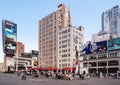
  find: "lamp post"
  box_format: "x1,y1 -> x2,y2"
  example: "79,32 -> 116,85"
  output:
15,54 -> 18,72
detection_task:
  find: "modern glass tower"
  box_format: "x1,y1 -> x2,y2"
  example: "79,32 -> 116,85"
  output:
102,5 -> 120,38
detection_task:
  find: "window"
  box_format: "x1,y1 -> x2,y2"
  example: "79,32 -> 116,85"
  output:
108,60 -> 118,66
59,32 -> 61,35
59,64 -> 61,68
68,34 -> 70,37
68,63 -> 70,66
83,63 -> 88,67
68,29 -> 70,32
68,49 -> 70,52
68,54 -> 70,57
59,60 -> 61,62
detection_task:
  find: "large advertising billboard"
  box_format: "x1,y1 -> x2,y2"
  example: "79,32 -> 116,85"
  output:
108,37 -> 120,51
2,20 -> 17,56
80,40 -> 107,55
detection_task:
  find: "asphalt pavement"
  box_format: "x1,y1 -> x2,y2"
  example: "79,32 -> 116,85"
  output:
0,72 -> 120,85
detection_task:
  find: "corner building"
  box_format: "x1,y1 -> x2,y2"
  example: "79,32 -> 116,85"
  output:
57,26 -> 84,69
38,4 -> 71,68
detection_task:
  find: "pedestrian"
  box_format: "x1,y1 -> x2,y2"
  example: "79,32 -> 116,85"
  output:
21,71 -> 27,80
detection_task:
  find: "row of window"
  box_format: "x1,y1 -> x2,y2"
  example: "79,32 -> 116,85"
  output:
83,52 -> 120,60
59,29 -> 70,35
59,49 -> 70,53
59,29 -> 83,36
59,59 -> 70,62
59,39 -> 70,44
83,60 -> 119,67
61,54 -> 70,57
59,63 -> 70,68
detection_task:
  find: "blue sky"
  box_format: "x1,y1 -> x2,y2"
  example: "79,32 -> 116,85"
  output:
0,0 -> 120,62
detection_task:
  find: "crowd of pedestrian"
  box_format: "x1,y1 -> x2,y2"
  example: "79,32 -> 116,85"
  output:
16,70 -> 87,80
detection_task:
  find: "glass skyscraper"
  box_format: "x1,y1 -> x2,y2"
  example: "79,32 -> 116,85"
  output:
102,5 -> 120,38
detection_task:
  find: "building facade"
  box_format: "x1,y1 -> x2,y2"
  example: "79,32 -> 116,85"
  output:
0,62 -> 4,72
38,4 -> 71,68
57,26 -> 84,69
92,31 -> 110,42
80,50 -> 120,74
80,37 -> 120,74
16,42 -> 25,55
15,50 -> 38,71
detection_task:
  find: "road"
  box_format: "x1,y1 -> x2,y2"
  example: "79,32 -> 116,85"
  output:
0,72 -> 120,85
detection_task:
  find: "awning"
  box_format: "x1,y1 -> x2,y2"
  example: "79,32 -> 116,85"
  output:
35,68 -> 47,70
47,67 -> 57,71
35,68 -> 43,70
34,67 -> 57,71
27,67 -> 33,71
63,67 -> 72,71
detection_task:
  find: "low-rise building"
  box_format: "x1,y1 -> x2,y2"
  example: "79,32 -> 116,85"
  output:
14,50 -> 38,71
80,38 -> 120,75
80,50 -> 120,75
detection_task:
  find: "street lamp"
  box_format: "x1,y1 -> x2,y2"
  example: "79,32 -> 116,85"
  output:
15,54 -> 18,72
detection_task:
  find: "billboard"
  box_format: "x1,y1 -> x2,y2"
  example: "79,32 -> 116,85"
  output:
96,40 -> 107,52
2,20 -> 17,56
80,40 -> 107,55
108,37 -> 120,51
32,50 -> 38,55
5,41 -> 16,55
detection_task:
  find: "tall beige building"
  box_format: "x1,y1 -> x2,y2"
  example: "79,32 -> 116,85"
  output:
38,4 -> 71,68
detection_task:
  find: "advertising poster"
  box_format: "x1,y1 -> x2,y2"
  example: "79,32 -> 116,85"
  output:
80,40 -> 107,55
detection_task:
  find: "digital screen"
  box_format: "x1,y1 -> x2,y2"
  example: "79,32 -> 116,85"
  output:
5,21 -> 17,42
5,41 -> 16,55
108,37 -> 120,50
2,20 -> 17,56
32,50 -> 38,55
5,41 -> 16,50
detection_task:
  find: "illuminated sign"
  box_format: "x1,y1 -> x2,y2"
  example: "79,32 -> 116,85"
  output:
5,21 -> 17,42
108,37 -> 120,50
4,40 -> 16,56
2,20 -> 17,56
